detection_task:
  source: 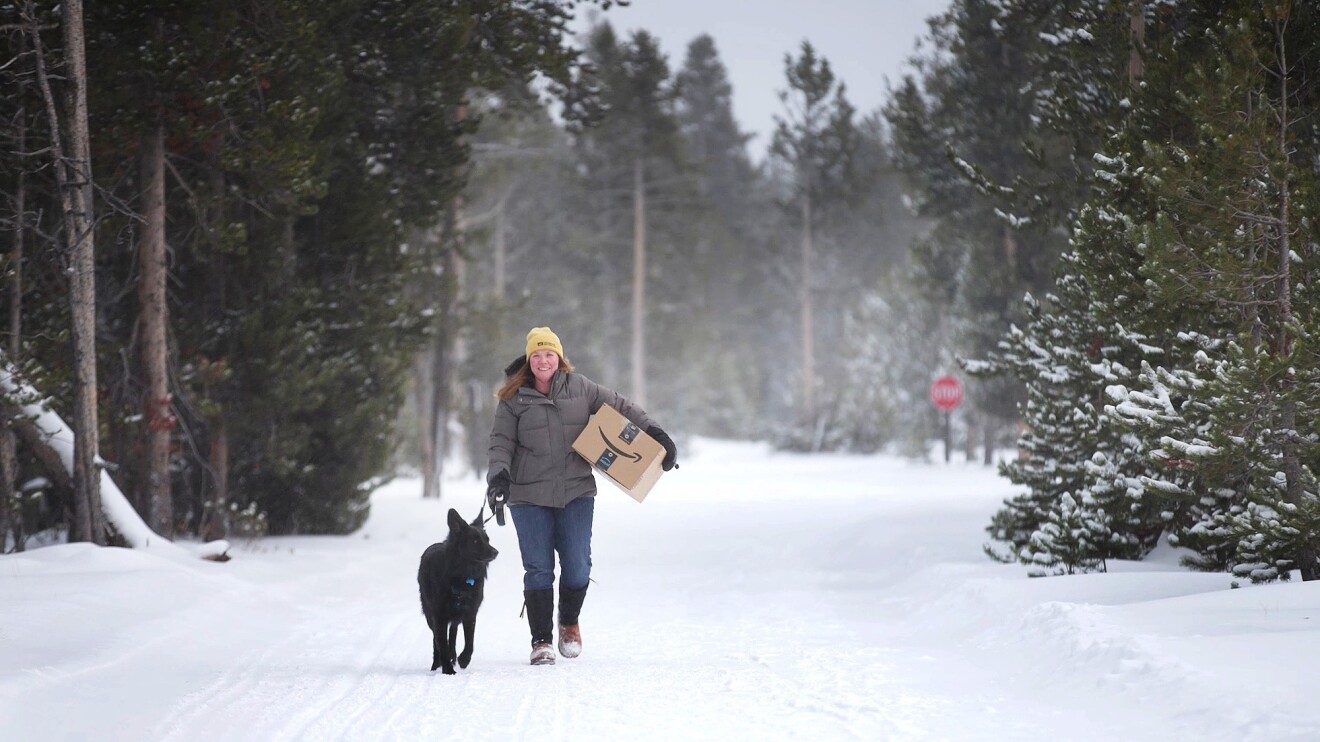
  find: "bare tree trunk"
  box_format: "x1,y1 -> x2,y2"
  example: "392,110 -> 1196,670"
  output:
0,423 -> 16,552
2,55 -> 26,551
1003,226 -> 1018,268
402,223 -> 440,500
422,216 -> 466,496
416,352 -> 438,498
983,420 -> 995,466
1277,212 -> 1309,576
10,37 -> 26,361
430,329 -> 452,494
800,192 -> 816,419
466,380 -> 485,478
1246,230 -> 1263,349
431,198 -> 470,488
1270,22 -> 1314,580
1128,0 -> 1145,86
964,412 -> 977,462
138,122 -> 173,535
201,415 -> 228,541
29,0 -> 104,544
421,101 -> 475,495
196,169 -> 230,539
632,157 -> 647,406
448,230 -> 466,476
63,0 -> 103,544
0,391 -> 10,550
493,192 -> 507,300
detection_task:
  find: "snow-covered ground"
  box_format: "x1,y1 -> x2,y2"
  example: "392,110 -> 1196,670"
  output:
3,438 -> 1318,741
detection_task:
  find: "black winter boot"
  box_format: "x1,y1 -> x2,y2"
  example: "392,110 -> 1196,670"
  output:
558,583 -> 588,659
524,588 -> 555,666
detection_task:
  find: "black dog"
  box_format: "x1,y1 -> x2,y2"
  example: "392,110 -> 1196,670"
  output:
418,508 -> 498,674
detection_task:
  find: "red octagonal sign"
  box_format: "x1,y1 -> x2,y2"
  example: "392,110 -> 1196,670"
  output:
929,375 -> 963,411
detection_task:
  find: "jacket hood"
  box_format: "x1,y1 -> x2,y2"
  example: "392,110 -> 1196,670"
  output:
503,355 -> 527,378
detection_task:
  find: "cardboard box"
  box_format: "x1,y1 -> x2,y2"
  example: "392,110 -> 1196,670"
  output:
572,404 -> 665,502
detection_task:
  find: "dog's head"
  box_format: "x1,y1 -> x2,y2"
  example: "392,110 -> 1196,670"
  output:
447,508 -> 499,564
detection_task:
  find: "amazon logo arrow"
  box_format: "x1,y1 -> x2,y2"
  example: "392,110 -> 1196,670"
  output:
598,428 -> 643,463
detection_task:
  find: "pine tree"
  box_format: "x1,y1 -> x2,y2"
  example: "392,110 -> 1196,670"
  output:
978,274 -> 1162,570
670,34 -> 768,436
572,22 -> 684,403
770,40 -> 860,435
887,2 -> 1084,465
1022,492 -> 1110,576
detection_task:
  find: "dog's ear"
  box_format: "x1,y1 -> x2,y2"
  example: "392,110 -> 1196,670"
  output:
447,508 -> 463,531
472,505 -> 486,529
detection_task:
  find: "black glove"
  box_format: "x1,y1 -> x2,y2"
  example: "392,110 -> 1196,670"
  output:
647,425 -> 679,471
486,471 -> 510,525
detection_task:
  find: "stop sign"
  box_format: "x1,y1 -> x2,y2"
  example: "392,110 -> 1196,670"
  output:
929,375 -> 963,411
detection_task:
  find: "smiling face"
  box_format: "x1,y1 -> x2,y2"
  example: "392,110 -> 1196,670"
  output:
528,349 -> 560,388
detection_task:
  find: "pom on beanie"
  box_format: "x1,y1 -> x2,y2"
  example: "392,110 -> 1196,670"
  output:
525,326 -> 564,359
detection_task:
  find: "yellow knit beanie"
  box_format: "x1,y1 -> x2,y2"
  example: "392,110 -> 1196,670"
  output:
525,326 -> 564,359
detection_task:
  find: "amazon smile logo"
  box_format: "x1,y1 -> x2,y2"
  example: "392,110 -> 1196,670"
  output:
597,428 -> 642,463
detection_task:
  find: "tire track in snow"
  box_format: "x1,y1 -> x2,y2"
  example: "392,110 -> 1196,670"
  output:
261,552 -> 426,739
153,547 -> 419,740
151,595 -> 307,741
330,629 -> 429,739
299,617 -> 484,740
270,609 -> 414,740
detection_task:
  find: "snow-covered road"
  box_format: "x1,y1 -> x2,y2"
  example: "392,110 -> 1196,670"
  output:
4,439 -> 1319,740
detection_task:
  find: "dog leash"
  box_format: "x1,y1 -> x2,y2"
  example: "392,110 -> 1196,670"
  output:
479,500 -> 506,527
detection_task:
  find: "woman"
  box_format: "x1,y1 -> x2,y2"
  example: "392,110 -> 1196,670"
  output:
486,326 -> 678,666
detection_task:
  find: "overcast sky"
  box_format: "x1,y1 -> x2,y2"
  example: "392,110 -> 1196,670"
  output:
582,0 -> 953,160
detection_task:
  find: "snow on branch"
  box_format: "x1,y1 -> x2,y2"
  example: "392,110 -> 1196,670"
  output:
949,154 -> 1016,198
994,207 -> 1033,228
1038,27 -> 1094,46
1158,435 -> 1218,458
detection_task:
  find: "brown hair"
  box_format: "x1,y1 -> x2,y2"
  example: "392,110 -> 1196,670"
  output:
496,355 -> 574,400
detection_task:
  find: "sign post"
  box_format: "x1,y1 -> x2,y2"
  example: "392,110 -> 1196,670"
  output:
929,375 -> 964,463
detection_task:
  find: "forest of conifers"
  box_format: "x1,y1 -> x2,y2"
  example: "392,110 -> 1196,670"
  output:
4,1 -> 1320,583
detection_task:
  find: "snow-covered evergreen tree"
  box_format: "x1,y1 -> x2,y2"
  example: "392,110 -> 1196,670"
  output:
1022,492 -> 1110,576
977,0 -> 1320,580
1102,4 -> 1320,580
977,274 -> 1160,571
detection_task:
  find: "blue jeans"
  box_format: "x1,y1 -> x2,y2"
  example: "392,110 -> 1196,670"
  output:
510,496 -> 594,592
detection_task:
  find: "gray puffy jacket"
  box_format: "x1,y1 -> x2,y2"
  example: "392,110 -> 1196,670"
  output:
487,370 -> 654,508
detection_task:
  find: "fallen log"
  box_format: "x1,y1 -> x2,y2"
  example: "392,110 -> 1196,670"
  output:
1,363 -> 229,561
